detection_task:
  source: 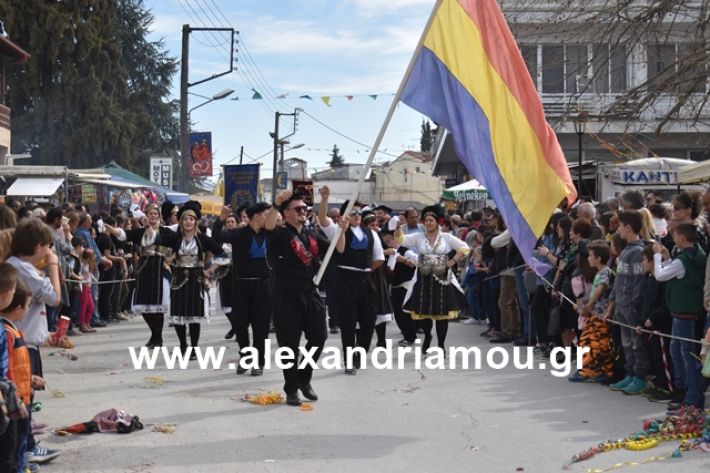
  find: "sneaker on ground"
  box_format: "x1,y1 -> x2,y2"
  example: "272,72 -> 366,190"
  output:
648,388 -> 674,402
609,375 -> 634,391
117,312 -> 130,321
26,446 -> 60,464
462,318 -> 477,325
622,377 -> 646,395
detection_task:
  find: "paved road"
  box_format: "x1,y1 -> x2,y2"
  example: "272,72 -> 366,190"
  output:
35,313 -> 708,473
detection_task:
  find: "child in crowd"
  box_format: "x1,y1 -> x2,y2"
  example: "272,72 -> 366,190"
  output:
462,233 -> 486,324
5,218 -> 62,466
652,223 -> 707,408
569,240 -> 614,382
0,282 -> 45,473
640,245 -> 675,402
0,262 -> 19,312
607,210 -> 649,395
66,237 -> 85,333
79,248 -> 97,333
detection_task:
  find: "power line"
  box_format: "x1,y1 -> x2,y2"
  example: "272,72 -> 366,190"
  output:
299,109 -> 401,159
175,0 -> 232,62
195,0 -> 284,114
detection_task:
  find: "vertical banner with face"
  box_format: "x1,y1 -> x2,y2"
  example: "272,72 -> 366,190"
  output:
224,164 -> 260,209
188,132 -> 213,177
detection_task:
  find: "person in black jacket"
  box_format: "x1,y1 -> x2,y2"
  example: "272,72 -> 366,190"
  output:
213,203 -> 272,376
640,245 -> 675,401
264,190 -> 331,406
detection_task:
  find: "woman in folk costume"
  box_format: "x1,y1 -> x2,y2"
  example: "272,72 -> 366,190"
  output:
363,210 -> 394,348
214,213 -> 238,340
106,202 -> 178,348
395,205 -> 469,352
169,204 -> 229,357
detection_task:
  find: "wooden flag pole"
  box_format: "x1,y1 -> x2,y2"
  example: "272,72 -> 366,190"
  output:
313,0 -> 443,286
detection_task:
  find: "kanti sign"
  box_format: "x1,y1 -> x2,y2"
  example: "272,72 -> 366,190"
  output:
611,169 -> 677,186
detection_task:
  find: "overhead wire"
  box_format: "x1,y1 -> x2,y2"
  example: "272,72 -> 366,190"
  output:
175,0 -> 232,62
177,0 -> 278,116
194,0 -> 283,114
205,0 -> 283,100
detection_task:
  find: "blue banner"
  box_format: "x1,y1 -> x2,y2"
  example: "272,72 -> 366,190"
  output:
224,164 -> 259,208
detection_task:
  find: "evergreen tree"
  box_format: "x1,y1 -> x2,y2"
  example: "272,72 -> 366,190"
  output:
0,0 -> 178,173
328,144 -> 344,167
420,119 -> 433,153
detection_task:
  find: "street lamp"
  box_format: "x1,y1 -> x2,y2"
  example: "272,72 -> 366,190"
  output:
573,111 -> 588,197
188,88 -> 234,115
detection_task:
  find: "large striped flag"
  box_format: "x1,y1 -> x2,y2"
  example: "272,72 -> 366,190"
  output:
401,0 -> 576,264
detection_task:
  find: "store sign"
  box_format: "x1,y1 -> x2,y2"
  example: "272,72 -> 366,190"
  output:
610,168 -> 678,186
81,184 -> 97,204
150,157 -> 173,188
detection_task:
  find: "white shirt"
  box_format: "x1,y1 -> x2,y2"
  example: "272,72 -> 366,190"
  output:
320,218 -> 385,269
653,253 -> 686,281
491,230 -> 511,249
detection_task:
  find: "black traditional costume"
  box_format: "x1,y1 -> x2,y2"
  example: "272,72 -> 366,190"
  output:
214,216 -> 272,372
117,203 -> 177,347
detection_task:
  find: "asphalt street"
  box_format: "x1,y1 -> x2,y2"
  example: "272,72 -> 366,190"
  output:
33,311 -> 709,473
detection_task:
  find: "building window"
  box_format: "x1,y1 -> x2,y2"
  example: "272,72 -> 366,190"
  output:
542,45 -> 564,93
647,43 -> 706,93
533,43 -> 626,94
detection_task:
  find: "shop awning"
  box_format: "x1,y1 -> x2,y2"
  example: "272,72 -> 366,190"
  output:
7,177 -> 64,196
442,179 -> 489,202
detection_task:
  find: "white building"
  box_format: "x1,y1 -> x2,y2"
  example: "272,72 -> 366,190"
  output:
311,163 -> 376,205
375,151 -> 445,209
432,1 -> 710,199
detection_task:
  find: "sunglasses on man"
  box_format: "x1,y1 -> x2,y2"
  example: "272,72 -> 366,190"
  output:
288,205 -> 308,213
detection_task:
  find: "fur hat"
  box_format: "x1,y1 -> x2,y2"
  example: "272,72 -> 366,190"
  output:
421,205 -> 445,224
178,201 -> 202,222
161,200 -> 178,222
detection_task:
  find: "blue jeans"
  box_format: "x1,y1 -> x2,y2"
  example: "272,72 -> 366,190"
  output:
670,317 -> 704,407
514,267 -> 531,338
466,286 -> 484,320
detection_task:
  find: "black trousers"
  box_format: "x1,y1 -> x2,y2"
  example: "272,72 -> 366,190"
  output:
233,278 -> 273,367
336,272 -> 376,355
98,267 -> 116,320
0,418 -> 19,473
531,285 -> 551,344
273,283 -> 327,394
392,286 -> 415,343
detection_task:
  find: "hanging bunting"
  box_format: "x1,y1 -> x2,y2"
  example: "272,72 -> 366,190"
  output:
299,95 -> 313,100
276,93 -> 289,99
251,89 -> 263,99
346,95 -> 354,101
321,96 -> 332,107
369,94 -> 378,100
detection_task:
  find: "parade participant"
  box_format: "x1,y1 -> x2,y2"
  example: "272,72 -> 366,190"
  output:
364,211 -> 393,349
161,201 -> 179,227
374,204 -> 393,231
169,205 -> 228,358
214,213 -> 238,341
107,203 -> 177,348
381,231 -> 418,346
395,205 -> 468,353
317,189 -> 384,374
213,203 -> 272,376
264,190 -> 330,406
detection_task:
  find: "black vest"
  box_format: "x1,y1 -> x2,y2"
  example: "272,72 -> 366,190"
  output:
388,246 -> 415,286
336,226 -> 374,270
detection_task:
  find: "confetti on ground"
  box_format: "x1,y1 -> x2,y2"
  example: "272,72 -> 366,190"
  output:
299,403 -> 313,412
240,391 -> 283,405
152,424 -> 176,434
51,390 -> 65,398
143,376 -> 167,385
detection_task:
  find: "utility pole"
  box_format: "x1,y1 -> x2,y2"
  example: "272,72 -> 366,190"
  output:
271,112 -> 281,202
178,24 -> 236,192
180,24 -> 190,192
